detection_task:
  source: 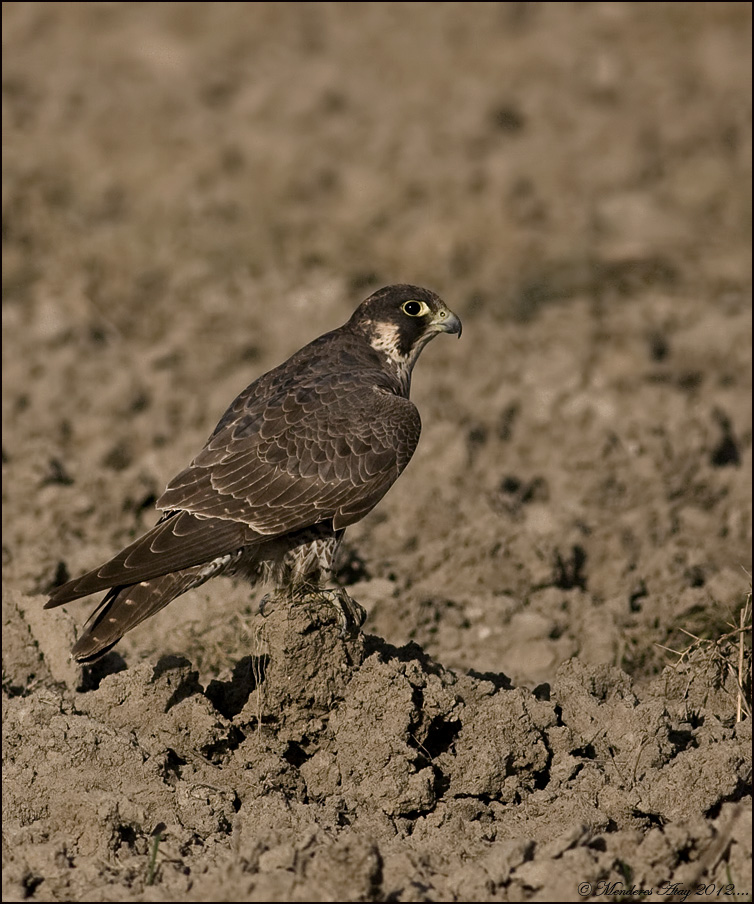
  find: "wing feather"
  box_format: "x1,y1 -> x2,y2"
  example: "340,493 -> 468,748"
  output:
157,374 -> 421,536
46,511 -> 248,606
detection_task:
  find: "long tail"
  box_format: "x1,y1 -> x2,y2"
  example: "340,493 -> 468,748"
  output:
46,511 -> 248,608
70,556 -> 236,663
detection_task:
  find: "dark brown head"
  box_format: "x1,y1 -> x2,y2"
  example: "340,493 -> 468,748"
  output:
348,285 -> 461,386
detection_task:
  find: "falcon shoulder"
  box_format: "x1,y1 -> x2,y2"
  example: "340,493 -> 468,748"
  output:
157,365 -> 421,534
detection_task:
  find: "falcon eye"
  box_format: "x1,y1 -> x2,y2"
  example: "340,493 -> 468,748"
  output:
402,300 -> 429,317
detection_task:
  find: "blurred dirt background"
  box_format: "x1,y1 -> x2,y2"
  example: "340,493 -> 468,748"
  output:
2,2 -> 752,901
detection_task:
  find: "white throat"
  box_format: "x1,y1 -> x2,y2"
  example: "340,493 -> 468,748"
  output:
369,322 -> 413,393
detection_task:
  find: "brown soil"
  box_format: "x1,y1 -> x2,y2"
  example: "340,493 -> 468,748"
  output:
2,3 -> 751,902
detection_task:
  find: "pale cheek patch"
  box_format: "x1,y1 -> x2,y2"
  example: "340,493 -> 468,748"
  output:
369,322 -> 404,362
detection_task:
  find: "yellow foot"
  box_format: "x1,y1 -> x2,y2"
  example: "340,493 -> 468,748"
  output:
317,587 -> 366,637
260,588 -> 365,636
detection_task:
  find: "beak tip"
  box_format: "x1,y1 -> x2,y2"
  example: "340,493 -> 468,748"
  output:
442,312 -> 462,338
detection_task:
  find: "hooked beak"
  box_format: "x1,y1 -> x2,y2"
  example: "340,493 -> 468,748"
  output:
434,308 -> 462,338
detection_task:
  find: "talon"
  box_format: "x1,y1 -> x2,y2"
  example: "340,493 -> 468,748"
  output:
335,587 -> 366,636
259,594 -> 275,617
294,587 -> 365,636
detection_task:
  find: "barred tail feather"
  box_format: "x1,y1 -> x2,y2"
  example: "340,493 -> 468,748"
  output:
71,557 -> 236,663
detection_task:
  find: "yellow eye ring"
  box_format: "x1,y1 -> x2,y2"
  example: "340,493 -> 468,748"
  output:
402,300 -> 430,317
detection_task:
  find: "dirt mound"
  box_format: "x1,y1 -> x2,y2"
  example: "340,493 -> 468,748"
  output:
3,592 -> 751,901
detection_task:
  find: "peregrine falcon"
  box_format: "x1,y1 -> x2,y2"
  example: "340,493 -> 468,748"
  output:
46,284 -> 461,662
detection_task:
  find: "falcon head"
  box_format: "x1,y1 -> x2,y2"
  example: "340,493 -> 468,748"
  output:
349,284 -> 461,387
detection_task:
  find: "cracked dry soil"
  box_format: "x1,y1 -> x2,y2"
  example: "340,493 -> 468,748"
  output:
2,3 -> 752,902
